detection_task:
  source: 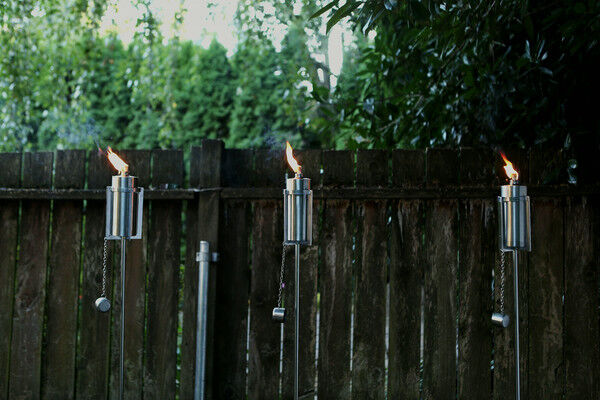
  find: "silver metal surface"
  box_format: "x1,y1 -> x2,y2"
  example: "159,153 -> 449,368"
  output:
194,241 -> 210,400
106,175 -> 144,240
95,297 -> 111,313
498,184 -> 531,251
491,312 -> 510,328
513,250 -> 521,400
272,307 -> 286,323
120,237 -> 125,400
294,244 -> 300,400
283,177 -> 312,245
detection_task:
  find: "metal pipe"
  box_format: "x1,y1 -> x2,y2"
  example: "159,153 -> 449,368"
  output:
294,244 -> 300,400
513,250 -> 520,400
194,241 -> 210,400
120,237 -> 126,400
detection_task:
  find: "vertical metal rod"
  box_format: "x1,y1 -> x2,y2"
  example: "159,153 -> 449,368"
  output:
195,241 -> 210,400
120,237 -> 126,400
294,244 -> 300,400
513,250 -> 521,400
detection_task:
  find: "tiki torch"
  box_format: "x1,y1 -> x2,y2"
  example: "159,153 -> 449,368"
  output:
497,153 -> 531,400
274,142 -> 312,400
95,147 -> 144,400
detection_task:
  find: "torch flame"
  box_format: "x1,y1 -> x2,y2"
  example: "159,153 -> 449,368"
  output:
286,141 -> 301,174
107,147 -> 129,175
500,152 -> 519,182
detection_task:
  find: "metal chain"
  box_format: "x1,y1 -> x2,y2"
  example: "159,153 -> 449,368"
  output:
277,244 -> 288,308
499,251 -> 506,315
101,238 -> 109,297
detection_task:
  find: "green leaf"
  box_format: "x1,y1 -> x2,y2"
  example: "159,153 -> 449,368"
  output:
309,1 -> 338,20
327,1 -> 362,33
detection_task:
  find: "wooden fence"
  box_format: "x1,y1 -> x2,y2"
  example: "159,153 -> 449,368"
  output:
0,141 -> 598,400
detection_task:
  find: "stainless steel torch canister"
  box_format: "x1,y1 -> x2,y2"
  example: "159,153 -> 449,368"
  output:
498,184 -> 531,251
283,175 -> 312,245
106,175 -> 144,240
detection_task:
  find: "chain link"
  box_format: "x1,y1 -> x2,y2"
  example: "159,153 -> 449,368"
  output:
101,238 -> 109,297
277,244 -> 288,308
499,251 -> 506,315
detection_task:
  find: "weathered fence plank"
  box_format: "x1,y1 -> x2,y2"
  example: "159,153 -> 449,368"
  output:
282,150 -> 321,399
352,151 -> 388,400
108,150 -> 151,400
458,198 -> 494,398
43,150 -> 85,400
9,152 -> 53,400
76,151 -> 112,400
0,152 -> 21,399
318,151 -> 354,399
422,149 -> 459,400
528,197 -> 564,399
248,200 -> 282,399
143,150 -> 183,400
213,200 -> 250,399
564,196 -> 599,399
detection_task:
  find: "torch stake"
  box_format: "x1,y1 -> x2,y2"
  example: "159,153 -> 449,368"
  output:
120,237 -> 126,400
513,250 -> 521,400
294,244 -> 300,400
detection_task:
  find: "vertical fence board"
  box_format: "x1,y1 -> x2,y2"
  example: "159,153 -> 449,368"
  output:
318,150 -> 354,399
352,152 -> 388,399
564,196 -> 599,399
43,150 -> 85,400
143,150 -> 183,400
108,150 -> 151,400
528,198 -> 564,399
213,201 -> 250,399
76,151 -> 112,400
392,149 -> 425,188
458,199 -> 494,398
0,153 -> 21,399
352,200 -> 387,400
253,148 -> 286,187
9,152 -> 53,400
282,150 -> 321,399
422,149 -> 458,400
248,200 -> 282,399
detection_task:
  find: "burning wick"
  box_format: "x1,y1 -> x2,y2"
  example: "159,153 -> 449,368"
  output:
500,152 -> 519,184
286,141 -> 301,177
107,147 -> 129,176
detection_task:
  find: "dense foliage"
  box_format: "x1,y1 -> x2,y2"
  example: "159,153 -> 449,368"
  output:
1,0 -> 598,151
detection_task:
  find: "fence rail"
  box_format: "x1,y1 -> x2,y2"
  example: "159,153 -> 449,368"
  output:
0,142 -> 598,400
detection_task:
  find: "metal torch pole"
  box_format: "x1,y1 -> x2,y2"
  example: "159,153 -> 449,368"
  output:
513,250 -> 520,400
294,244 -> 300,400
120,237 -> 126,400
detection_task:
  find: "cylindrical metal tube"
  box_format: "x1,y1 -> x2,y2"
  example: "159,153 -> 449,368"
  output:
120,237 -> 126,400
491,312 -> 510,328
513,250 -> 521,400
194,241 -> 210,400
107,175 -> 136,238
294,244 -> 300,400
498,184 -> 531,251
283,177 -> 312,245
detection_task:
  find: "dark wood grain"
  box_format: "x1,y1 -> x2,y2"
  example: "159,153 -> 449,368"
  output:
222,149 -> 254,187
392,149 -> 425,188
322,150 -> 354,187
388,200 -> 422,398
564,196 -> 599,399
143,150 -> 183,400
422,199 -> 458,400
356,149 -> 388,186
0,152 -> 21,399
108,150 -> 150,400
459,148 -> 495,187
9,152 -> 53,400
317,199 -> 353,399
529,145 -> 567,185
528,197 -> 564,399
42,150 -> 85,400
76,151 -> 113,400
213,201 -> 250,399
254,148 -> 287,187
247,200 -> 282,399
352,200 -> 387,400
426,148 -> 458,187
457,199 -> 493,399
